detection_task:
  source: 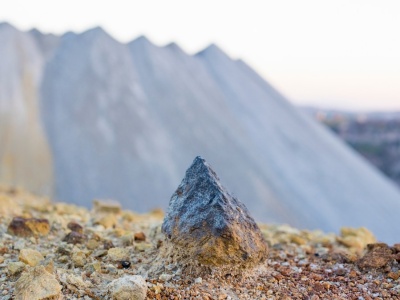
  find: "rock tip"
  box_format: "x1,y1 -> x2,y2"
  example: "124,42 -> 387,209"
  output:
193,155 -> 205,163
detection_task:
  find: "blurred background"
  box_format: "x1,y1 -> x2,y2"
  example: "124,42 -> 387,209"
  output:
1,0 -> 399,242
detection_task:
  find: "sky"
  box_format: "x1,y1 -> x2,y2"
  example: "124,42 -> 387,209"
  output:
1,0 -> 399,111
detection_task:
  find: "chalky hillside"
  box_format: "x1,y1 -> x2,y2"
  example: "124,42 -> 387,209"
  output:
1,158 -> 400,299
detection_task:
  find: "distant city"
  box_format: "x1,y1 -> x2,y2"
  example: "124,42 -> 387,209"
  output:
301,107 -> 400,188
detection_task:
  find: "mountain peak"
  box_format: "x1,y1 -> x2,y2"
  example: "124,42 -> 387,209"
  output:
64,26 -> 119,48
29,28 -> 41,35
0,21 -> 12,27
195,43 -> 231,60
129,35 -> 157,49
82,26 -> 109,38
203,43 -> 221,51
29,28 -> 58,38
60,26 -> 112,44
164,41 -> 180,49
0,22 -> 17,32
198,43 -> 219,52
133,35 -> 150,42
164,41 -> 188,56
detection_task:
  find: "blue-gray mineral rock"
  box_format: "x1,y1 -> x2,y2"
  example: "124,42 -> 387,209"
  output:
161,156 -> 268,267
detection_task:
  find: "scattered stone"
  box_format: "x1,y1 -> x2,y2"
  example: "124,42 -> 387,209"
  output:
58,255 -> 69,263
7,217 -> 50,237
357,243 -> 394,269
337,227 -> 376,253
114,228 -> 126,237
93,199 -> 122,214
91,232 -> 102,241
161,156 -> 268,267
289,234 -> 307,245
94,214 -> 117,229
134,243 -> 152,252
195,277 -> 203,284
388,271 -> 400,280
44,260 -> 55,274
2,186 -> 400,299
8,262 -> 26,275
57,245 -> 71,256
159,273 -> 173,282
19,249 -> 44,266
334,267 -> 347,276
106,264 -> 118,275
103,240 -> 115,250
120,233 -> 134,246
13,239 -> 26,250
14,266 -> 62,300
93,249 -> 108,258
319,250 -> 356,264
66,273 -> 90,291
393,243 -> 400,253
72,250 -> 86,267
63,231 -> 87,244
108,247 -> 129,261
120,261 -> 131,269
150,208 -> 164,219
67,221 -> 83,234
134,232 -> 146,241
108,275 -> 147,300
86,262 -> 102,273
86,239 -> 100,250
153,283 -> 162,294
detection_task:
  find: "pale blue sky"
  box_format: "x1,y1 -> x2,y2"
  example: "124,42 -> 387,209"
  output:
1,0 -> 399,110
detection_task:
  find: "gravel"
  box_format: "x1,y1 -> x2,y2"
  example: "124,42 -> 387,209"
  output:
0,186 -> 399,299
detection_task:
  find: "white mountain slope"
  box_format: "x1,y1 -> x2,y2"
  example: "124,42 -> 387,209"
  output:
0,23 -> 52,194
29,28 -> 60,61
196,45 -> 400,241
41,28 -> 179,208
2,24 -> 399,242
128,37 -> 282,218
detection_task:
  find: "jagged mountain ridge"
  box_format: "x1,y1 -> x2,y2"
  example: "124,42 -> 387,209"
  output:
41,27 -> 178,206
1,23 -> 400,242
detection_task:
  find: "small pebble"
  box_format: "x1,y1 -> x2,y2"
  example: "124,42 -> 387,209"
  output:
134,232 -> 146,241
159,273 -> 173,282
7,217 -> 50,237
108,247 -> 129,261
63,231 -> 87,244
19,249 -> 44,266
108,275 -> 147,300
8,262 -> 25,275
67,221 -> 83,234
14,266 -> 61,299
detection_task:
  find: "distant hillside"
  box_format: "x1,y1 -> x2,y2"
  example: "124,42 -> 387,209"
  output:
0,22 -> 53,195
302,107 -> 400,188
1,22 -> 400,242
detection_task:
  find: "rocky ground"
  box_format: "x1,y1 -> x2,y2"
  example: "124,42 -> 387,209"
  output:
1,186 -> 400,299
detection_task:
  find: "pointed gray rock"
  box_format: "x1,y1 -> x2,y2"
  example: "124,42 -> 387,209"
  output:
162,156 -> 268,267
